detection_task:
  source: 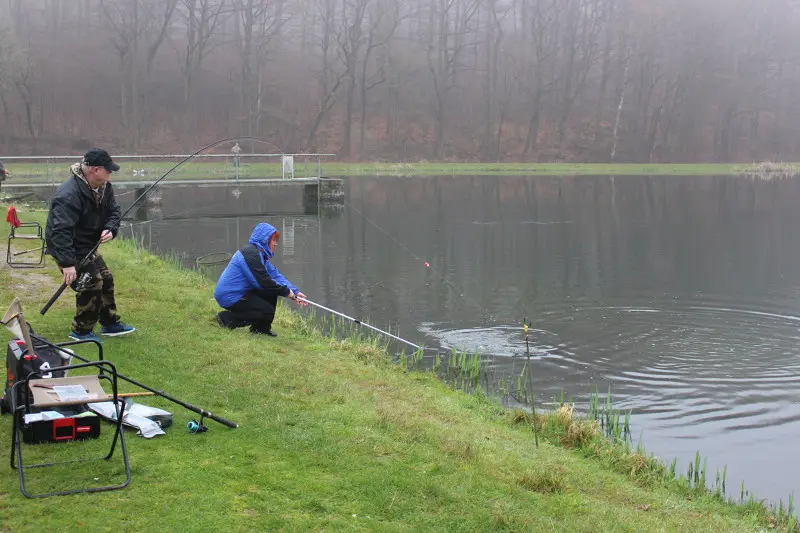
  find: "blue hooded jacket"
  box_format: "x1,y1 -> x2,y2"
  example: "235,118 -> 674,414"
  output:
214,223 -> 299,308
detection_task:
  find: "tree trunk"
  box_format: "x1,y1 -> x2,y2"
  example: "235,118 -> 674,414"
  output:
610,51 -> 630,162
341,68 -> 356,159
384,83 -> 397,148
0,94 -> 12,151
183,70 -> 194,148
434,95 -> 445,159
239,1 -> 254,137
358,62 -> 369,159
131,0 -> 140,151
119,54 -> 129,131
524,87 -> 543,156
15,83 -> 36,139
593,0 -> 615,143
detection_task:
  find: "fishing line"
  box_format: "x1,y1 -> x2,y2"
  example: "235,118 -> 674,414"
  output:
147,200 -> 236,221
341,198 -> 493,320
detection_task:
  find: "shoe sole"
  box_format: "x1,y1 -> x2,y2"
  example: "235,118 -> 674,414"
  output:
100,327 -> 136,337
69,335 -> 102,343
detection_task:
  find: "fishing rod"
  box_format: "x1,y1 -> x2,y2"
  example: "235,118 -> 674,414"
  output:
12,246 -> 44,256
29,333 -> 239,429
299,297 -> 422,351
40,136 -> 281,315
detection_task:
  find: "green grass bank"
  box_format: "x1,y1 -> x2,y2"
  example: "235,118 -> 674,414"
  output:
0,161 -> 787,181
0,206 -> 795,532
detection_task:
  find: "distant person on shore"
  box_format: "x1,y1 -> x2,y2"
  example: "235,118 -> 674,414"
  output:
214,222 -> 307,336
45,148 -> 136,342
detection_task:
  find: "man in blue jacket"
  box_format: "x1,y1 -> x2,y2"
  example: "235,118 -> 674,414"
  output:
214,222 -> 307,336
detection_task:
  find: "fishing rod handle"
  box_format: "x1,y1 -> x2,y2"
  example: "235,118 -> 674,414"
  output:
40,282 -> 68,315
40,242 -> 101,316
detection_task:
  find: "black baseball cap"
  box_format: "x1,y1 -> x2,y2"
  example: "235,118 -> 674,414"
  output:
83,148 -> 120,172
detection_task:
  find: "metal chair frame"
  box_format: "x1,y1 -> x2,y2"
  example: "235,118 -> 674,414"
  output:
9,338 -> 130,498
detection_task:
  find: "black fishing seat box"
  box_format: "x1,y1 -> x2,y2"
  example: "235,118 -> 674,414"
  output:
5,334 -> 130,498
20,409 -> 101,444
5,339 -> 102,443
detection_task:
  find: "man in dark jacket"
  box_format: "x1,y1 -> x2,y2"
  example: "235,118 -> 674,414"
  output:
214,222 -> 307,336
46,148 -> 135,342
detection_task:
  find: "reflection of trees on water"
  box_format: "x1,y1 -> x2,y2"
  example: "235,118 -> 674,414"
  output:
120,213 -> 323,280
121,184 -> 334,220
324,175 -> 800,327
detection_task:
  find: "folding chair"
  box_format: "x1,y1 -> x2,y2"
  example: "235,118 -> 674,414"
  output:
9,355 -> 131,498
6,205 -> 46,268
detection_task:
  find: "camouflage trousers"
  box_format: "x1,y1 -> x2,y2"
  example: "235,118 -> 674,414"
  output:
68,254 -> 121,334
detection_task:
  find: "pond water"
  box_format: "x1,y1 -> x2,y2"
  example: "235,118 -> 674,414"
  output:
10,174 -> 800,507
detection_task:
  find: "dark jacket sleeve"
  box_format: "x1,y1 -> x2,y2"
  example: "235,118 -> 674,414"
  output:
104,185 -> 122,237
241,244 -> 291,297
46,193 -> 81,267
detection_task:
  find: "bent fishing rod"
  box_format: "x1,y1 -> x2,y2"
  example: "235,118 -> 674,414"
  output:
299,297 -> 422,351
41,136 -> 280,315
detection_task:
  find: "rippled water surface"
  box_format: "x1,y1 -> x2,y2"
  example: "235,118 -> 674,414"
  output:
13,174 -> 800,505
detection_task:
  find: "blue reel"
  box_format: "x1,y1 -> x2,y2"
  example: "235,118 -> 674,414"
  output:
187,418 -> 208,434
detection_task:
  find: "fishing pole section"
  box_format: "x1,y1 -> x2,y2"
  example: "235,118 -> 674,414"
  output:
3,297 -> 239,430
27,332 -> 239,430
299,298 -> 423,352
40,136 -> 282,316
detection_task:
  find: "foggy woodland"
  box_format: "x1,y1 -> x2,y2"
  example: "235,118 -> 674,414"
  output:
0,0 -> 797,162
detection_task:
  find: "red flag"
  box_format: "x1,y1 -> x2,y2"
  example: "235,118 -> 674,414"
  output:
6,205 -> 21,229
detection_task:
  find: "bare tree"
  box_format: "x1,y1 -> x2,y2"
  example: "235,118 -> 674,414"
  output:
0,28 -> 25,149
100,0 -> 179,150
99,0 -> 142,149
14,50 -> 39,141
232,0 -> 288,141
356,0 -> 404,159
145,0 -> 179,76
421,0 -> 481,159
174,0 -> 230,147
591,0 -> 616,145
479,0 -> 515,161
335,0 -> 370,159
516,0 -> 561,158
305,0 -> 349,150
3,0 -> 800,162
554,0 -> 602,148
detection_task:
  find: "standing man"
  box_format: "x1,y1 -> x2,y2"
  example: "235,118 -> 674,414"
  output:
231,142 -> 241,181
46,148 -> 135,342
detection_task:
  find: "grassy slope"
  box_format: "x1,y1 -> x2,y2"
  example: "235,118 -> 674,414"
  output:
0,206 -> 783,532
0,161 -> 761,181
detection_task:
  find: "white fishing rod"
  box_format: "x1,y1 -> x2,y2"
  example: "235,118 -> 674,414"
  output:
299,297 -> 422,351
